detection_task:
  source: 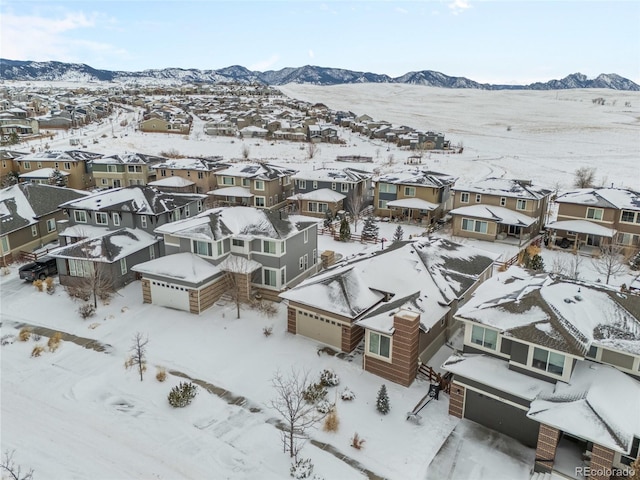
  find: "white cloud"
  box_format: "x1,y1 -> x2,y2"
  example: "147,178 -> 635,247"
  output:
395,7 -> 408,14
308,50 -> 315,59
249,55 -> 281,71
449,0 -> 471,15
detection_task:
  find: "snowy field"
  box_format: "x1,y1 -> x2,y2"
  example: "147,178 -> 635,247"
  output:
2,83 -> 640,480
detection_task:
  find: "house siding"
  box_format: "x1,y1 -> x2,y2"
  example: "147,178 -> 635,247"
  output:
589,444 -> 615,480
534,424 -> 560,473
510,341 -> 529,365
449,382 -> 465,418
600,348 -> 635,370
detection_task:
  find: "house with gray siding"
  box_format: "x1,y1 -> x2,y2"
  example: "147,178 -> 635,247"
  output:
292,167 -> 373,213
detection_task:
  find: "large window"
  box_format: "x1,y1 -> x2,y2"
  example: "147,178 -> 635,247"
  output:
586,208 -> 604,220
107,165 -> 118,173
193,240 -> 212,257
95,212 -> 108,225
120,258 -> 127,275
298,180 -> 307,189
516,199 -> 527,210
263,240 -> 276,254
74,210 -> 87,223
341,183 -> 349,193
68,259 -> 94,278
532,347 -> 565,376
461,218 -> 488,234
471,325 -> 498,350
378,183 -> 397,194
127,165 -> 142,173
0,236 -> 9,253
255,196 -> 265,207
404,187 -> 416,197
378,199 -> 388,209
369,331 -> 391,359
308,202 -> 328,213
254,180 -> 265,190
222,176 -> 234,185
620,210 -> 640,224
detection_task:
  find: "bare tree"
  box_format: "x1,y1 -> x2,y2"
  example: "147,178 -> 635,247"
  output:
347,189 -> 364,232
128,332 -> 148,381
270,369 -> 323,460
220,255 -> 256,319
591,244 -> 628,284
1,450 -> 34,480
71,260 -> 115,309
241,144 -> 251,159
573,167 -> 597,188
569,253 -> 583,280
307,142 -> 319,159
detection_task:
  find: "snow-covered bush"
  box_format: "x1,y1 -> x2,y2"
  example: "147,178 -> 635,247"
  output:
303,382 -> 327,404
319,369 -> 340,387
168,381 -> 198,408
78,303 -> 96,319
290,458 -> 314,479
156,367 -> 167,382
45,277 -> 55,294
32,279 -> 44,292
48,332 -> 62,352
316,400 -> 332,414
18,327 -> 31,342
340,387 -> 356,401
351,432 -> 366,450
1,334 -> 15,346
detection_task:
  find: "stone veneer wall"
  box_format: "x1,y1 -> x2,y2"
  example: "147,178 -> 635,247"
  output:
448,382 -> 465,418
534,424 -> 559,473
589,444 -> 615,480
141,279 -> 151,304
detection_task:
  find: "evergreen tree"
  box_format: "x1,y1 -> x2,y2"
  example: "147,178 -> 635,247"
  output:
361,215 -> 379,241
48,168 -> 66,187
392,225 -> 404,242
376,384 -> 390,414
339,216 -> 351,242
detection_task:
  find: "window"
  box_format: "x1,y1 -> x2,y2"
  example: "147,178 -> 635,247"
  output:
101,178 -> 108,185
263,240 -> 276,254
0,236 -> 9,253
283,176 -> 290,186
68,259 -> 94,278
516,199 -> 527,210
46,219 -> 56,232
186,171 -> 191,177
532,347 -> 564,376
198,171 -> 204,179
23,162 -> 31,170
461,218 -> 488,234
312,249 -> 317,264
281,267 -> 286,286
471,325 -> 497,350
232,239 -> 245,247
160,169 -> 167,177
140,215 -> 147,228
255,196 -> 265,207
242,178 -> 250,187
120,258 -> 127,275
404,187 -> 416,197
586,345 -> 598,359
500,197 -> 507,207
127,165 -> 142,173
31,225 -> 38,237
341,183 -> 349,192
197,200 -> 203,212
95,212 -> 108,225
331,182 -> 336,190
112,213 -> 120,226
303,230 -> 309,243
378,183 -> 397,194
369,331 -> 391,359
107,165 -> 117,173
378,199 -> 388,209
149,246 -> 155,260
620,210 -> 639,223
64,162 -> 71,170
263,268 -> 277,287
298,180 -> 307,189
460,192 -> 469,203
74,210 -> 87,223
222,176 -> 234,185
475,194 -> 482,203
193,240 -> 212,256
586,208 -> 603,220
254,180 -> 265,190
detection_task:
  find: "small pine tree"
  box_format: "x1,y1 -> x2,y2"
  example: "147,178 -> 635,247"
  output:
48,168 -> 66,186
376,384 -> 390,414
393,225 -> 404,242
168,381 -> 198,407
361,215 -> 379,241
339,216 -> 351,241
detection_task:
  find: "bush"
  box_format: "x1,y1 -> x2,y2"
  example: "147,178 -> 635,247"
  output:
66,286 -> 90,301
262,326 -> 273,337
48,332 -> 63,352
32,279 -> 44,292
156,367 -> 167,382
323,409 -> 339,432
31,344 -> 45,357
78,303 -> 96,319
1,334 -> 15,346
316,400 -> 332,414
168,381 -> 198,408
319,369 -> 340,387
18,327 -> 31,342
376,384 -> 390,415
351,432 -> 366,450
290,458 -> 314,479
303,382 -> 327,404
45,277 -> 55,294
340,387 -> 356,401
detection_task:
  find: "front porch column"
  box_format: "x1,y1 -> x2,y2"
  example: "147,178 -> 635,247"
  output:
534,424 -> 560,473
588,444 -> 615,480
448,382 -> 465,418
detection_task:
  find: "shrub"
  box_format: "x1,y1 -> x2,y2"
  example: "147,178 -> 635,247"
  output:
31,344 -> 45,357
1,266 -> 10,276
376,384 -> 390,415
66,286 -> 90,301
263,326 -> 273,337
319,369 -> 340,387
340,387 -> 356,401
323,409 -> 339,432
18,327 -> 31,342
168,381 -> 198,408
48,332 -> 63,352
303,382 -> 327,404
351,432 -> 366,450
45,277 -> 55,294
32,279 -> 44,292
290,458 -> 314,479
78,303 -> 96,319
1,334 -> 15,346
156,367 -> 167,383
316,400 -> 332,414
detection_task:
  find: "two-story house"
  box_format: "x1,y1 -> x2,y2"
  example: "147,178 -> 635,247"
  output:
154,157 -> 228,195
131,206 -> 319,313
280,238 -> 497,386
13,150 -> 103,190
51,186 -> 206,289
374,170 -> 456,224
547,188 -> 640,253
444,268 -> 640,479
449,178 -> 552,245
0,183 -> 90,262
91,152 -> 167,189
210,163 -> 297,210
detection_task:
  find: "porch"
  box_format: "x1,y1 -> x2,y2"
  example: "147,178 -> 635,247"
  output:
546,220 -> 616,256
385,197 -> 439,225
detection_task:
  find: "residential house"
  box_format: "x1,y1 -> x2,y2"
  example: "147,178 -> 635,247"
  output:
280,238 -> 497,386
444,268 -> 640,479
19,168 -> 70,186
154,157 -> 228,195
547,188 -> 640,253
13,150 -> 102,190
211,162 -> 297,210
374,170 -> 456,224
0,183 -> 89,262
450,178 -> 552,245
139,117 -> 190,134
132,207 -> 319,313
288,189 -> 345,218
0,149 -> 27,185
91,152 -> 167,189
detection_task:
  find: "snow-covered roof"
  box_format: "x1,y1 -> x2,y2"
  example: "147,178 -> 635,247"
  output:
292,167 -> 373,183
545,220 -> 616,237
154,157 -> 227,171
452,178 -> 551,200
216,162 -> 297,180
556,188 -> 640,211
387,197 -> 439,211
19,167 -> 70,179
209,186 -> 254,198
132,252 -> 221,283
288,189 -> 345,202
450,204 -> 537,226
377,169 -> 456,188
147,177 -> 195,187
50,228 -> 157,263
93,152 -> 167,165
218,254 -> 262,273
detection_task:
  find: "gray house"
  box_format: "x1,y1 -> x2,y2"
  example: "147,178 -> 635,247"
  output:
132,206 -> 319,313
292,167 -> 373,213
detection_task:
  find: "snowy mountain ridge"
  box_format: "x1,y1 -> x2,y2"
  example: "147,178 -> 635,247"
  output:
1,59 -> 638,90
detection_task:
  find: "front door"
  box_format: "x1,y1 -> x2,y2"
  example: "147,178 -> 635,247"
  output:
113,179 -> 121,188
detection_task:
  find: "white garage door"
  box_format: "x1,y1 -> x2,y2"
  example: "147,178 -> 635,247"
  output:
150,280 -> 191,312
296,312 -> 342,350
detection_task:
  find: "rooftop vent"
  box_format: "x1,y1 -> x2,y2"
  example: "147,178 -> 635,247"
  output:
564,298 -> 575,304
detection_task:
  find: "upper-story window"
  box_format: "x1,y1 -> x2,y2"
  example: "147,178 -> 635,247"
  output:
23,161 -> 31,170
341,183 -> 349,193
460,192 -> 470,203
532,347 -> 565,376
197,200 -> 203,213
95,212 -> 108,225
263,240 -> 277,254
112,213 -> 121,226
283,176 -> 290,186
475,194 -> 482,203
74,210 -> 87,223
379,183 -> 397,194
368,331 -> 391,359
127,165 -> 142,173
516,199 -> 527,210
107,165 -> 118,173
586,207 -> 604,221
198,172 -> 204,179
405,187 -> 416,197
303,230 -> 309,243
140,215 -> 147,228
331,182 -> 336,190
222,176 -> 234,185
242,178 -> 250,187
312,181 -> 318,189
254,180 -> 265,191
160,169 -> 167,177
298,180 -> 307,189
620,210 -> 640,224
471,325 -> 497,350
64,162 -> 71,170
500,197 -> 507,207
193,240 -> 212,257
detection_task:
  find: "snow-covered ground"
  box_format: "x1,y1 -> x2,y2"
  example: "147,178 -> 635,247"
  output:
2,84 -> 640,479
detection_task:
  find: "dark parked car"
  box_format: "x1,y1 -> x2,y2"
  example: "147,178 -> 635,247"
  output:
18,256 -> 58,281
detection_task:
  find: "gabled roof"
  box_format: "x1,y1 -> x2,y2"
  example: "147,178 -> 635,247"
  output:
132,252 -> 221,283
15,150 -> 102,163
452,178 -> 552,200
378,169 -> 456,188
450,205 -> 537,226
94,152 -> 167,165
0,182 -> 89,235
216,162 -> 297,180
50,228 -> 157,263
292,167 -> 373,183
556,187 -> 640,211
154,157 -> 227,171
60,185 -> 205,215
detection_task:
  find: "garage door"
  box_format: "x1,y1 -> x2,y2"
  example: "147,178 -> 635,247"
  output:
150,280 -> 191,312
296,312 -> 342,350
464,390 -> 539,447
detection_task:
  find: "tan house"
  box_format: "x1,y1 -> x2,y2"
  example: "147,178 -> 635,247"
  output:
0,150 -> 27,185
374,170 -> 456,224
450,178 -> 552,245
92,153 -> 167,189
547,187 -> 640,253
287,189 -> 345,218
154,157 -> 228,195
139,117 -> 190,134
13,150 -> 102,190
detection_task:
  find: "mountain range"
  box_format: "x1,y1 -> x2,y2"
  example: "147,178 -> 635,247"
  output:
1,59 -> 638,91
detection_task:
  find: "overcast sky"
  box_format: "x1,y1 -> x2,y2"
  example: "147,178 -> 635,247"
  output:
2,1 -> 639,84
